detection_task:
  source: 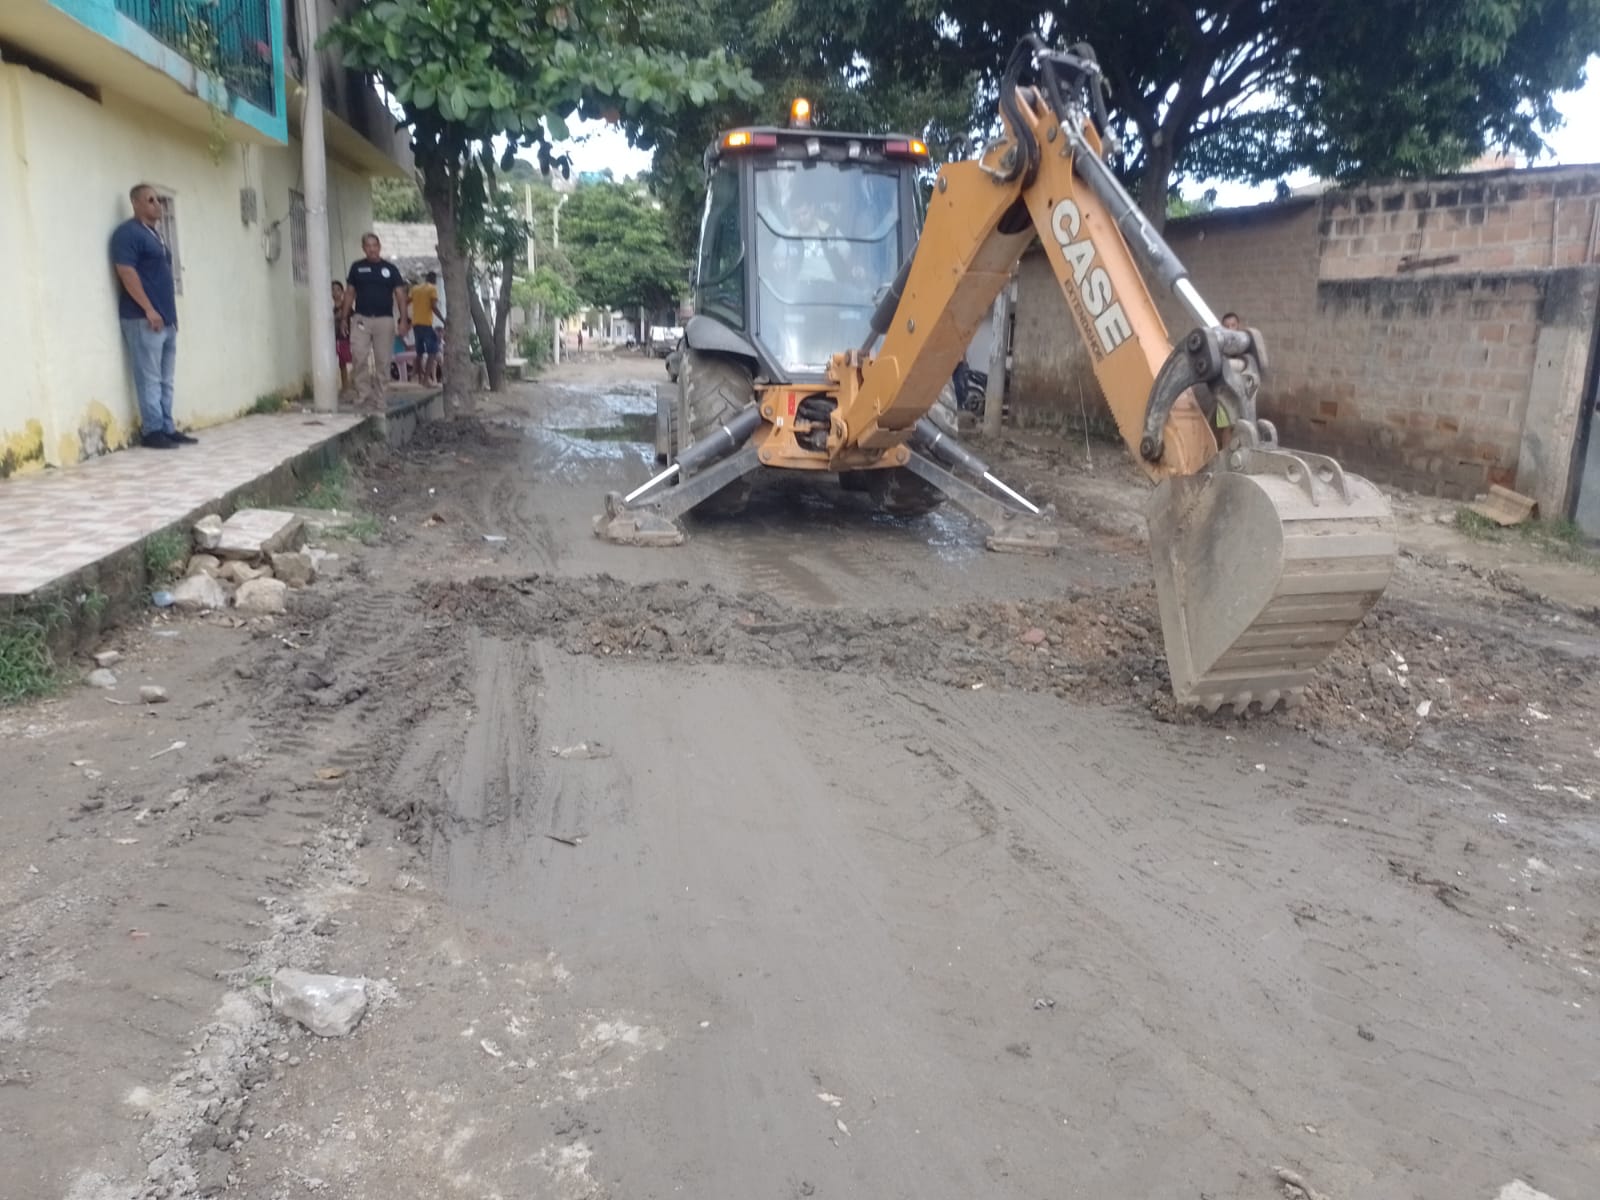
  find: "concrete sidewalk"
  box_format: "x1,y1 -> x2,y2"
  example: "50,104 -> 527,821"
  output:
0,387 -> 445,618
0,412 -> 366,598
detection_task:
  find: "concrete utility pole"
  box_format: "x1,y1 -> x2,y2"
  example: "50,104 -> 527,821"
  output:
551,192 -> 569,365
524,183 -> 536,273
297,0 -> 337,413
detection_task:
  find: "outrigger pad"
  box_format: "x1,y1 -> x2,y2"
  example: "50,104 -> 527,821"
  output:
985,520 -> 1060,555
593,492 -> 686,547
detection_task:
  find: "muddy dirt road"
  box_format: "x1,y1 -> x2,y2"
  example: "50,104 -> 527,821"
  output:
5,356 -> 1599,1200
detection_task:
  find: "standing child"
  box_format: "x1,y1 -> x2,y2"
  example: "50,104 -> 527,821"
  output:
332,281 -> 352,391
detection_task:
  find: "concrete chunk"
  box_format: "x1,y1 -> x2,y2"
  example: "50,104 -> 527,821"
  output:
270,550 -> 316,588
270,969 -> 369,1037
235,577 -> 288,615
218,560 -> 266,585
171,573 -> 229,612
192,514 -> 223,551
215,509 -> 304,559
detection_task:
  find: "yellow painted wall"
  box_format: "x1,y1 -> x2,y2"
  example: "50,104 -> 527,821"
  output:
0,60 -> 375,473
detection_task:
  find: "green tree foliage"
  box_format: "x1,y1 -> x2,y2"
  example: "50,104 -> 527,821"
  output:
371,175 -> 428,222
324,0 -> 756,406
461,185 -> 535,390
561,182 -> 687,331
637,0 -> 978,254
515,266 -> 584,321
883,0 -> 1600,225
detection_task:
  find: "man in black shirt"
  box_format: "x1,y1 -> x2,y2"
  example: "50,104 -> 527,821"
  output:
342,232 -> 409,411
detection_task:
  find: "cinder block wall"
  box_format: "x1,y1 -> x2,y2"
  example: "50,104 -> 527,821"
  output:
1008,166 -> 1600,509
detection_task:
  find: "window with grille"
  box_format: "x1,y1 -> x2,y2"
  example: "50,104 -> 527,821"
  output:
154,191 -> 182,296
290,190 -> 308,285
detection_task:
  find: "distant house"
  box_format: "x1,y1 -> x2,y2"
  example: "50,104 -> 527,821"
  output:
0,0 -> 411,475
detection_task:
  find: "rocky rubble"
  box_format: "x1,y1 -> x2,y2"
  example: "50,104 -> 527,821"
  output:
145,511 -> 326,622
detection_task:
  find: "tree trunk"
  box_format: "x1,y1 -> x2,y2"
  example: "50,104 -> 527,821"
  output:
489,250 -> 515,391
466,279 -> 501,393
422,164 -> 473,415
1137,137 -> 1177,233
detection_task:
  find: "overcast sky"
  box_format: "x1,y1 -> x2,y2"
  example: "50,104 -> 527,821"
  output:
562,55 -> 1600,207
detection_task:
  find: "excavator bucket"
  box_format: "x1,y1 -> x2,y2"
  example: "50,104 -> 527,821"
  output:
1145,453 -> 1397,713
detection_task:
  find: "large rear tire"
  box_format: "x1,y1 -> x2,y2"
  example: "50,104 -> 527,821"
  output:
679,349 -> 755,516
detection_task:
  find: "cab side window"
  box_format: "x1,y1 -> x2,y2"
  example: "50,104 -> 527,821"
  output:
697,168 -> 745,325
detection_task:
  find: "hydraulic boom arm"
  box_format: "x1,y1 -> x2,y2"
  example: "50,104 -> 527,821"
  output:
827,39 -> 1397,713
831,48 -> 1218,482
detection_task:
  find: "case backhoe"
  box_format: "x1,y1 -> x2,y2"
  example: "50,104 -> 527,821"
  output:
597,38 -> 1397,713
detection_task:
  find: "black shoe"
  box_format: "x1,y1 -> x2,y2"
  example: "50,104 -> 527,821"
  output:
169,430 -> 199,444
141,433 -> 179,450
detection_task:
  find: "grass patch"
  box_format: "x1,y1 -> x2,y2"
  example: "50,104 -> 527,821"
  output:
324,513 -> 382,544
0,604 -> 65,705
143,528 -> 189,582
296,460 -> 351,510
248,392 -> 288,415
1452,507 -> 1501,540
1452,507 -> 1599,566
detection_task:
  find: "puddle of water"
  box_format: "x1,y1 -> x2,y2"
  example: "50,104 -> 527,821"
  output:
553,413 -> 656,443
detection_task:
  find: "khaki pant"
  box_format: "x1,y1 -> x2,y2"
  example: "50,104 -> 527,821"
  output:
350,315 -> 394,410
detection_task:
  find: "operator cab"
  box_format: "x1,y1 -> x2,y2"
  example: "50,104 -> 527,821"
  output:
694,99 -> 929,382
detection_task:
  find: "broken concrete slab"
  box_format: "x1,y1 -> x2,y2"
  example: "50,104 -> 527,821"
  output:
1468,484 -> 1537,526
215,509 -> 305,560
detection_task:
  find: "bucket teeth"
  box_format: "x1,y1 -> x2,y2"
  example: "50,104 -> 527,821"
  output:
1193,686 -> 1304,718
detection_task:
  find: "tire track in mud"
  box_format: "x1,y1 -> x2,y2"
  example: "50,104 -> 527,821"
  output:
787,679 -> 1598,1196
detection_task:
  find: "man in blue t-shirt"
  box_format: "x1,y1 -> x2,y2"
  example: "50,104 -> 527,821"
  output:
111,184 -> 194,449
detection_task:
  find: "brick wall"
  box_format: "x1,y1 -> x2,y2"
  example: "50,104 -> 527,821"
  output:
1007,164 -> 1600,509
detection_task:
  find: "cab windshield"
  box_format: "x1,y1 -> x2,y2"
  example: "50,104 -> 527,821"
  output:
752,161 -> 903,376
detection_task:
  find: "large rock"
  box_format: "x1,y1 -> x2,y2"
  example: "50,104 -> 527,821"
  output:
218,560 -> 266,586
270,550 -> 316,588
86,668 -> 118,689
192,514 -> 223,551
235,577 -> 288,615
186,553 -> 221,578
215,509 -> 304,560
270,969 -> 369,1037
170,573 -> 229,612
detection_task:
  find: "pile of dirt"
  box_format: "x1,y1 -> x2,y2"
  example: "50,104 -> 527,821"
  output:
419,574 -> 1595,749
398,414 -> 509,456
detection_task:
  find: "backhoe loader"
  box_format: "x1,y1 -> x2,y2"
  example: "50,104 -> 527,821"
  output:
597,37 -> 1397,713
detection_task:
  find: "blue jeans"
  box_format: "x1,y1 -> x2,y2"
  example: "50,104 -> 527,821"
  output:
120,319 -> 177,436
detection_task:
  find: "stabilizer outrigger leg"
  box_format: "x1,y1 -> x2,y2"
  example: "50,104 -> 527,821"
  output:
905,419 -> 1059,554
594,409 -> 764,546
